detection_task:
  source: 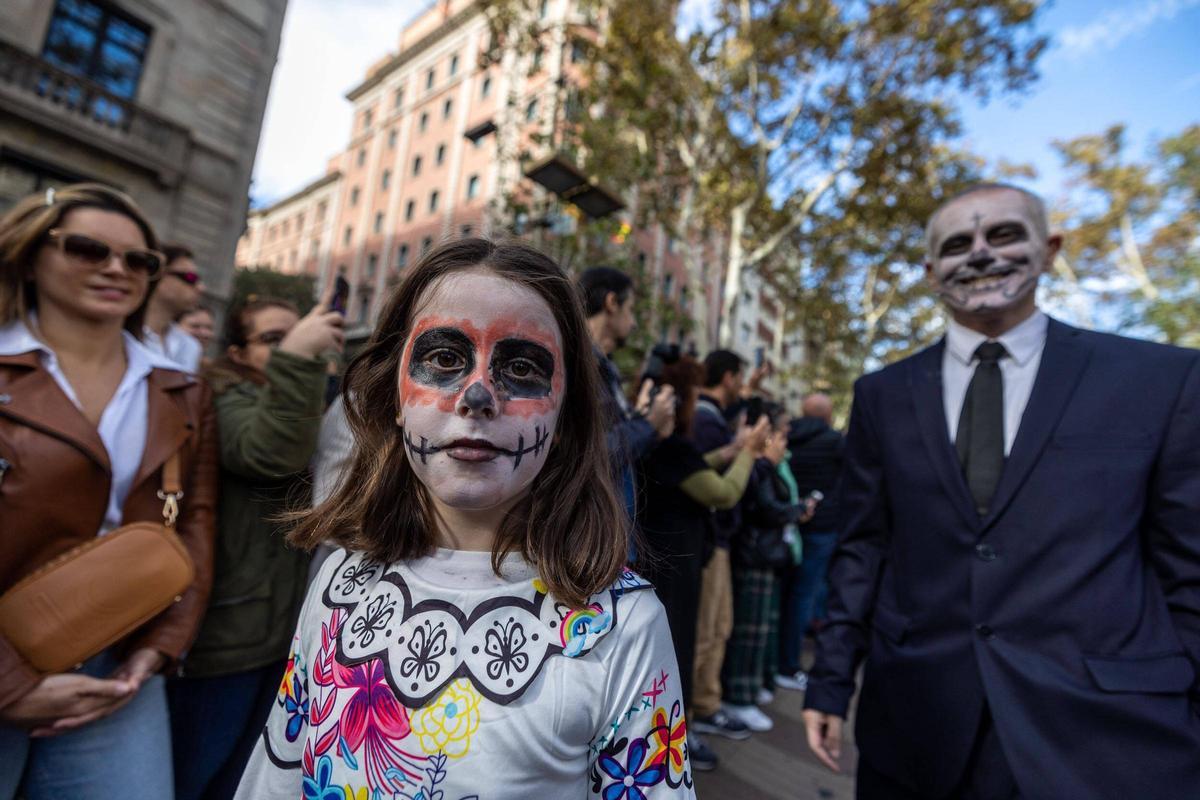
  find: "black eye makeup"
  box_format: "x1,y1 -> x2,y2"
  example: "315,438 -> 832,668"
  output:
409,328 -> 475,387
490,338 -> 555,398
986,222 -> 1028,246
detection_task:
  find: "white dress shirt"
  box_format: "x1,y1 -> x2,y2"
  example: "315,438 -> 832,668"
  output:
143,322 -> 203,374
0,317 -> 180,535
943,310 -> 1048,456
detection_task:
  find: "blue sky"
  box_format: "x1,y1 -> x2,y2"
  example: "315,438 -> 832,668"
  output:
959,0 -> 1200,202
253,0 -> 1199,207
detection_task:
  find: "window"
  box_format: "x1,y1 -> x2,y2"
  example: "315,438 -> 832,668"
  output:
393,87 -> 404,109
387,129 -> 397,149
42,0 -> 151,101
405,200 -> 415,221
366,253 -> 378,278
466,174 -> 479,200
343,226 -> 353,245
317,201 -> 327,220
663,274 -> 673,296
412,155 -> 422,176
481,76 -> 492,98
539,0 -> 549,18
421,236 -> 433,254
436,144 -> 446,165
571,40 -> 585,63
349,186 -> 359,206
362,107 -> 373,129
525,99 -> 538,122
397,243 -> 409,268
443,99 -> 453,119
429,190 -> 439,213
449,54 -> 459,76
311,238 -> 320,255
381,169 -> 391,190
297,213 -> 306,229
419,112 -> 428,132
358,293 -> 370,323
373,212 -> 383,233
282,219 -> 290,235
426,68 -> 435,90
532,48 -> 543,72
357,148 -> 365,167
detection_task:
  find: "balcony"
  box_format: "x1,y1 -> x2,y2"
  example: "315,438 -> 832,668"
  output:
0,40 -> 189,186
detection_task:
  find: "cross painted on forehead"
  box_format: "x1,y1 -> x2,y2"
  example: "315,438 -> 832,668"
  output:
400,316 -> 562,418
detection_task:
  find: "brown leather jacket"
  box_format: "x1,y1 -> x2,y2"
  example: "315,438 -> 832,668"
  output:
0,353 -> 218,710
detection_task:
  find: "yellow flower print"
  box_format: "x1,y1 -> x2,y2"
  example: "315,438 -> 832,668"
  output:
532,578 -> 548,595
343,787 -> 368,800
410,679 -> 482,759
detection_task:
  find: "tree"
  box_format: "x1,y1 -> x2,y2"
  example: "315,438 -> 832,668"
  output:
1053,123 -> 1200,347
229,266 -> 318,315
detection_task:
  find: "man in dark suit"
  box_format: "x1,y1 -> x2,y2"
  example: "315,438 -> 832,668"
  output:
802,183 -> 1200,799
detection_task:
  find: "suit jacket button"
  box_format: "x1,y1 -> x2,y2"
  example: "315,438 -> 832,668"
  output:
976,624 -> 995,640
975,543 -> 997,561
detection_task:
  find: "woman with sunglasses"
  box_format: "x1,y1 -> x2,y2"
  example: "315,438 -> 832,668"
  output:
167,292 -> 343,800
0,183 -> 218,799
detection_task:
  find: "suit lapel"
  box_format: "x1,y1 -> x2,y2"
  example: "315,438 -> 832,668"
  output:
982,319 -> 1091,531
0,353 -> 111,471
129,368 -> 194,493
908,341 -> 980,532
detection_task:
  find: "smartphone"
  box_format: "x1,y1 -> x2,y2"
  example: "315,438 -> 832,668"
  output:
754,346 -> 765,369
745,395 -> 763,425
331,275 -> 350,315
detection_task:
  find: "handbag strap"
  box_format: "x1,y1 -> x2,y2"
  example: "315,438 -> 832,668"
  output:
156,452 -> 184,529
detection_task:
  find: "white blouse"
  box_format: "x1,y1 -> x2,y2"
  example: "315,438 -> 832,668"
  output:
237,547 -> 697,799
0,317 -> 179,535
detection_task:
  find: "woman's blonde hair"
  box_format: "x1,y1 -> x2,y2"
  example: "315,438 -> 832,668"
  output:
0,182 -> 160,335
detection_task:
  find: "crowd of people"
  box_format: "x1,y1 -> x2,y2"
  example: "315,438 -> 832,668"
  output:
1,178 -> 1197,800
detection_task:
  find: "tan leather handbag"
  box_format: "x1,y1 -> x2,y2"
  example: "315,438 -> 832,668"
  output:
0,453 -> 194,673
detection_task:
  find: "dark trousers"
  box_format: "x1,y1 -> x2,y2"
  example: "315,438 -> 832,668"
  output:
167,660 -> 285,800
779,531 -> 838,674
857,707 -> 1019,800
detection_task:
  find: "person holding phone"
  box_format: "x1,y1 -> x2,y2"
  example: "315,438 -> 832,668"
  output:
167,291 -> 343,800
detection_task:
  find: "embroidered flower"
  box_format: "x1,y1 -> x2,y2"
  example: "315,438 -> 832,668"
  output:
410,679 -> 482,759
342,786 -> 368,800
331,656 -> 425,791
302,755 -> 344,800
647,704 -> 687,773
284,671 -> 311,742
597,737 -> 666,800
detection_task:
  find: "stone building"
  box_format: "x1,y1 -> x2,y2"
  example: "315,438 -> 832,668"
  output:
0,0 -> 288,301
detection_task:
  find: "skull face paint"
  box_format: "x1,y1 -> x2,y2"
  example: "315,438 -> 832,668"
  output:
398,271 -> 564,511
926,188 -> 1055,325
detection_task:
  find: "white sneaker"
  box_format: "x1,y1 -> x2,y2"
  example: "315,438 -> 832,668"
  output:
722,703 -> 774,732
774,671 -> 808,691
756,687 -> 775,706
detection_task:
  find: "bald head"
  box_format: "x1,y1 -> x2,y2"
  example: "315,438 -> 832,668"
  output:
802,393 -> 833,423
925,182 -> 1049,259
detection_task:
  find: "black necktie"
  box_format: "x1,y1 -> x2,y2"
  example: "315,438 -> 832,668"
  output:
956,341 -> 1008,516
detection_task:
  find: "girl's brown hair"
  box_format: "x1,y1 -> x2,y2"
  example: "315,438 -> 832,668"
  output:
661,355 -> 705,437
0,183 -> 159,336
289,238 -> 627,608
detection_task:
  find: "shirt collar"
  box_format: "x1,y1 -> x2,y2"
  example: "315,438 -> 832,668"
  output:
945,310 -> 1048,368
0,314 -> 180,374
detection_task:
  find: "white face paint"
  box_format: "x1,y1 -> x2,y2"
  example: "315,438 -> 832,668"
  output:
926,189 -> 1054,326
397,271 -> 564,512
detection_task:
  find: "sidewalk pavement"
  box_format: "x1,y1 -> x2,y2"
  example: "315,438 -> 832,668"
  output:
692,685 -> 857,799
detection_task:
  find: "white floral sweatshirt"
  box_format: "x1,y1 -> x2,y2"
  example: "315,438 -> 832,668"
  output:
236,547 -> 696,800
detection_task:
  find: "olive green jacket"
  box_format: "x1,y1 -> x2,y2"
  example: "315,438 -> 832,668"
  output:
182,350 -> 326,677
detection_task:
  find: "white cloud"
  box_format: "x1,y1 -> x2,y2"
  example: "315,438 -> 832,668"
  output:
251,0 -> 427,206
1058,0 -> 1200,59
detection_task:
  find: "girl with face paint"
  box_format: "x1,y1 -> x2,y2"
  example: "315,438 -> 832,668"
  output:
237,240 -> 696,799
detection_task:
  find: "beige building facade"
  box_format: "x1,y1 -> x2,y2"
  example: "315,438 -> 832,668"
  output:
0,0 -> 288,301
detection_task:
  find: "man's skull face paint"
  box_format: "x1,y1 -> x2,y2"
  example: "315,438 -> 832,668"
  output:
926,189 -> 1051,319
398,271 -> 564,511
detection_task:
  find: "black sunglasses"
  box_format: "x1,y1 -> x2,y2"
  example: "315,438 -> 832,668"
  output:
166,270 -> 201,286
46,229 -> 164,278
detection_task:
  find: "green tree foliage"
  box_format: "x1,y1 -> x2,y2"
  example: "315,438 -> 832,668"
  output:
1053,124 -> 1200,347
229,266 -> 318,315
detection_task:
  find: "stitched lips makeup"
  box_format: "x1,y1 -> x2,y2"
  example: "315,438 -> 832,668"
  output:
397,271 -> 564,510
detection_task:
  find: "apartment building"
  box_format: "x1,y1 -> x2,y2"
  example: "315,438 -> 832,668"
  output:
236,0 -> 725,349
0,0 -> 287,301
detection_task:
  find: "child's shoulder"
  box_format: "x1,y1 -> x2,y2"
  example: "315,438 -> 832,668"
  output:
307,551 -> 657,705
